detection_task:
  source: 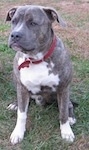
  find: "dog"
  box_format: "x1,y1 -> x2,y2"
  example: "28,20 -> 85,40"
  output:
6,5 -> 76,145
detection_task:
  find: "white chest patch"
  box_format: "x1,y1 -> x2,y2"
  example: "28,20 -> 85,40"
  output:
18,56 -> 60,94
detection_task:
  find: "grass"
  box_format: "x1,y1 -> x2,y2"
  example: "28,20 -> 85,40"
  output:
0,0 -> 89,149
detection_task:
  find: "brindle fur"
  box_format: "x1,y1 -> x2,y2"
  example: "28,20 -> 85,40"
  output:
6,5 -> 75,144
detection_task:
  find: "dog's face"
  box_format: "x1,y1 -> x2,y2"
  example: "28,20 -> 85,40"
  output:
6,5 -> 66,55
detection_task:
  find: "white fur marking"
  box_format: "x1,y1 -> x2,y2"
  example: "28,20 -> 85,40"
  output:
18,55 -> 60,94
50,61 -> 55,68
14,23 -> 23,33
34,52 -> 43,60
60,120 -> 75,142
68,117 -> 76,125
10,109 -> 27,145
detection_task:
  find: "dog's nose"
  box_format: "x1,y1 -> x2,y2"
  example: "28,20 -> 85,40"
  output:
11,32 -> 22,41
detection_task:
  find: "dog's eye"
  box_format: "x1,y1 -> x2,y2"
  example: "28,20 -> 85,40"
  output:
30,22 -> 37,26
12,19 -> 18,25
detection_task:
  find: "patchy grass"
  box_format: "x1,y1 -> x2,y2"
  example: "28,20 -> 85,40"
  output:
0,0 -> 89,149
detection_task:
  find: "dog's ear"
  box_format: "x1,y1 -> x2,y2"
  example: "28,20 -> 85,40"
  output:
43,7 -> 66,27
6,7 -> 17,21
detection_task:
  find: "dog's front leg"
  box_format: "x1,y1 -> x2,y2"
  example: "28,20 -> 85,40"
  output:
10,83 -> 30,145
57,86 -> 75,142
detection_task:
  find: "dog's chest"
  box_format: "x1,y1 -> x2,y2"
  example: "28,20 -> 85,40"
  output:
18,57 -> 60,94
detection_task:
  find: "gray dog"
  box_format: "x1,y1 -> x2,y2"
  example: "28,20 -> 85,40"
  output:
6,5 -> 76,145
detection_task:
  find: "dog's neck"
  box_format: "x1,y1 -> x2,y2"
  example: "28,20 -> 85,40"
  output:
18,35 -> 57,70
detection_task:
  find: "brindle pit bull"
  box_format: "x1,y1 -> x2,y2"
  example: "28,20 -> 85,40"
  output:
6,5 -> 76,145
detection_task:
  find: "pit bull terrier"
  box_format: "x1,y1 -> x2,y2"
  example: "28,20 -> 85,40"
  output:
6,5 -> 76,145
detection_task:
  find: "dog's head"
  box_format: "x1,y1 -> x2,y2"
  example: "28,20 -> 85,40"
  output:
6,5 -> 66,55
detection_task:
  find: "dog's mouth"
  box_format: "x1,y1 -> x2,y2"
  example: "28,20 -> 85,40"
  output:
10,43 -> 35,53
10,43 -> 22,51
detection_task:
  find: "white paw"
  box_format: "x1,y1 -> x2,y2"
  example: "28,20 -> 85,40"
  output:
60,121 -> 75,142
68,117 -> 76,125
7,103 -> 17,110
10,127 -> 25,145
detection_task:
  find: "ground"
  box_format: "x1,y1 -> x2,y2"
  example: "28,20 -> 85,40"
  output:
0,0 -> 89,149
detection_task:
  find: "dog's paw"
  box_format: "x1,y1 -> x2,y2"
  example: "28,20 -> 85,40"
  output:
10,128 -> 24,145
68,117 -> 76,125
7,102 -> 17,111
60,121 -> 75,142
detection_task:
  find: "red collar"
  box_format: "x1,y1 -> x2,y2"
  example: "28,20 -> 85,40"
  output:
18,36 -> 57,70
